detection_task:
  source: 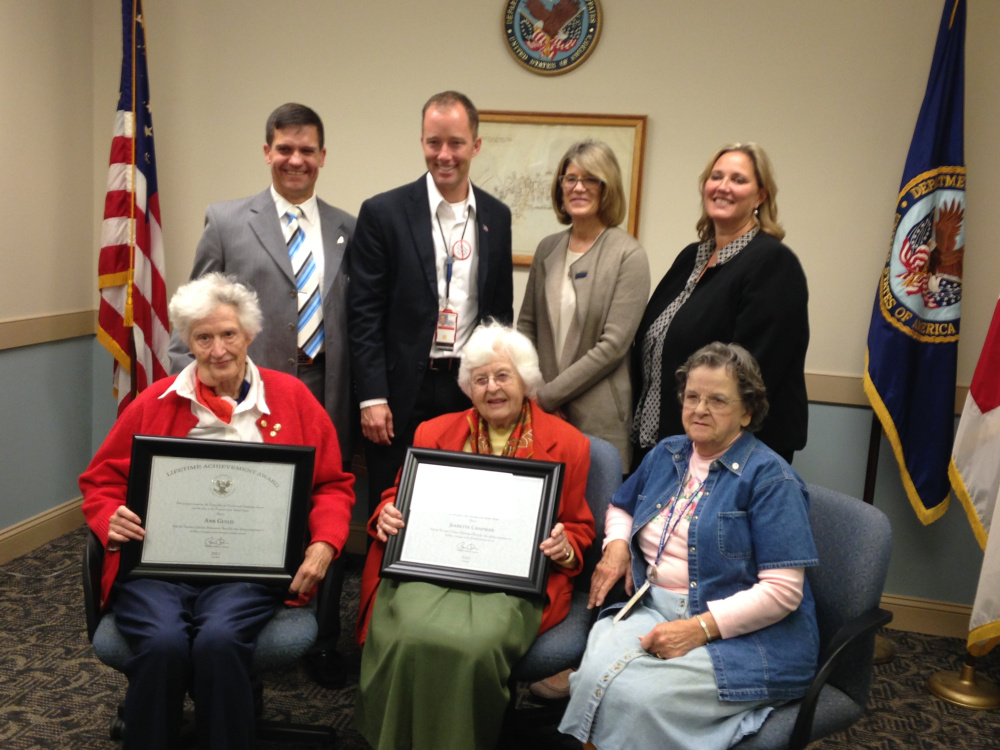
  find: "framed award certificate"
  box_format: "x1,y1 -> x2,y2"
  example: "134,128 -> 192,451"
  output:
118,436 -> 315,587
381,448 -> 564,597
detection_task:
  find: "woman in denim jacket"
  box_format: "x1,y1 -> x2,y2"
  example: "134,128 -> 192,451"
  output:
559,342 -> 819,750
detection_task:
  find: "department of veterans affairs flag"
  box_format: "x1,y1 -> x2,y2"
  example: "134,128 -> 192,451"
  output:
863,0 -> 965,524
96,0 -> 169,415
949,297 -> 1000,655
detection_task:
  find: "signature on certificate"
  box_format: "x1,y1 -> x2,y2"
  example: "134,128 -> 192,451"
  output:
456,541 -> 480,553
204,537 -> 229,548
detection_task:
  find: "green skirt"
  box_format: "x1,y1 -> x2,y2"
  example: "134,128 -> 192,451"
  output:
356,579 -> 544,750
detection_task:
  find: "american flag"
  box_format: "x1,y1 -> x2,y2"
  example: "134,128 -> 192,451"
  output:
97,0 -> 169,415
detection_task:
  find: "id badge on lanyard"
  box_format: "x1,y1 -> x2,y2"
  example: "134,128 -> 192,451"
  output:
435,210 -> 471,350
435,309 -> 458,348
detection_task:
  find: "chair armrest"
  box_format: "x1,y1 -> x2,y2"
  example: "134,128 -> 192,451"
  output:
82,530 -> 106,643
787,607 -> 893,750
312,553 -> 344,635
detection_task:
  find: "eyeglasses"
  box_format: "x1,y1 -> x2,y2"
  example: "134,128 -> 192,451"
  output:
472,371 -> 515,389
680,391 -> 740,413
560,174 -> 603,191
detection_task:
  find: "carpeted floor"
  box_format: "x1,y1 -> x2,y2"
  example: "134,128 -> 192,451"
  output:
2,527 -> 999,749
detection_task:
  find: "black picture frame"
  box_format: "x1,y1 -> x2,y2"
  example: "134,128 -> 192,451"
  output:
119,435 -> 314,587
381,447 -> 564,597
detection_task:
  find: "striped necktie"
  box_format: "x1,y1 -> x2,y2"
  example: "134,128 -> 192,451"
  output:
286,207 -> 323,360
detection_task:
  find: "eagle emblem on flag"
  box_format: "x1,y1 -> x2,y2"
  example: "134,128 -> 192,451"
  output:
881,166 -> 965,342
896,198 -> 964,310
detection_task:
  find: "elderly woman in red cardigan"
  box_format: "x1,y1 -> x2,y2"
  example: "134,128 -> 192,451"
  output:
80,273 -> 354,750
354,320 -> 595,750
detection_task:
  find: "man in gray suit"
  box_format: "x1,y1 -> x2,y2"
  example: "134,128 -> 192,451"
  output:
168,102 -> 356,463
168,102 -> 355,687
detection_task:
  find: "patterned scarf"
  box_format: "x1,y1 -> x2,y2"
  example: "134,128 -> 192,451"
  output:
195,377 -> 250,424
633,227 -> 759,448
467,399 -> 534,457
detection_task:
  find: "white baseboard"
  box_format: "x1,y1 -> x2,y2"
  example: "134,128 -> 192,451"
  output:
881,593 -> 972,639
0,497 -> 85,564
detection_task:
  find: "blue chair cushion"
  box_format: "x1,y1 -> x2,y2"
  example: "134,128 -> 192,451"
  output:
92,607 -> 318,675
735,684 -> 863,749
509,436 -> 621,685
92,614 -> 134,672
511,591 -> 594,682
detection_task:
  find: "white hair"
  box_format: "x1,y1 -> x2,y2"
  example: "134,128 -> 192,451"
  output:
457,320 -> 544,398
168,272 -> 263,346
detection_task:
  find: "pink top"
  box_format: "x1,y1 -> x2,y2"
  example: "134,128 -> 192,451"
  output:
604,441 -> 804,639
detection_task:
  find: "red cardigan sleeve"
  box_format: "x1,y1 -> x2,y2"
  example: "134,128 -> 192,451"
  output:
538,419 -> 594,633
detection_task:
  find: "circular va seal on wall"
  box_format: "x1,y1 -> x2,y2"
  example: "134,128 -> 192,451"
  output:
503,0 -> 602,76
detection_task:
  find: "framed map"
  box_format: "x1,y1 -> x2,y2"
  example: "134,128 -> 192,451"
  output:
472,111 -> 647,266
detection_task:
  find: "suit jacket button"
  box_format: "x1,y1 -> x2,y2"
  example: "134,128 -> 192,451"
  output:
288,323 -> 295,332
289,290 -> 296,298
287,358 -> 297,367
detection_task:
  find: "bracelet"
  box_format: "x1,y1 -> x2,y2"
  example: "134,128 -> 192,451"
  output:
563,546 -> 576,566
695,614 -> 714,643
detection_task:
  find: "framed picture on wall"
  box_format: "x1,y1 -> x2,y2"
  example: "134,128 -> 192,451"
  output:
472,111 -> 647,266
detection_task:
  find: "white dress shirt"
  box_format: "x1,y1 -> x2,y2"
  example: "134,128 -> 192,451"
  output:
426,172 -> 479,358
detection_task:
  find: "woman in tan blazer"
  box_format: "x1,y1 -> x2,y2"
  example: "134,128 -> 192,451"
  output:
517,140 -> 650,473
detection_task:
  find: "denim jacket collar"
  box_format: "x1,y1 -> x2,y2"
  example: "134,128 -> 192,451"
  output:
662,429 -> 758,478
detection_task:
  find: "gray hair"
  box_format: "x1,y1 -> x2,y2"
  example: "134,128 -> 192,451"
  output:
457,320 -> 544,398
168,272 -> 263,346
675,342 -> 770,432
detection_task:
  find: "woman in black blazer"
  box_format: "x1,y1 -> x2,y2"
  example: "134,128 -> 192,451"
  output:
631,143 -> 809,469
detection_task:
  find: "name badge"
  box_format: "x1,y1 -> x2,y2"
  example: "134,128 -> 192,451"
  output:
435,309 -> 458,349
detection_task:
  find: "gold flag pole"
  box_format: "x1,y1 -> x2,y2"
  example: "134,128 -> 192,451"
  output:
928,652 -> 1000,710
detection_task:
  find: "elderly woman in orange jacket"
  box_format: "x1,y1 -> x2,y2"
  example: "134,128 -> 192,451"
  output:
355,320 -> 595,750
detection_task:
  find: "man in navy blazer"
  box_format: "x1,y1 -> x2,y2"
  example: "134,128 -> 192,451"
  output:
167,102 -> 355,687
348,91 -> 513,515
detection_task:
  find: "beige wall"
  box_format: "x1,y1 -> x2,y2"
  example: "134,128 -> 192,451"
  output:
0,1 -> 93,321
6,1 -> 1000,388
